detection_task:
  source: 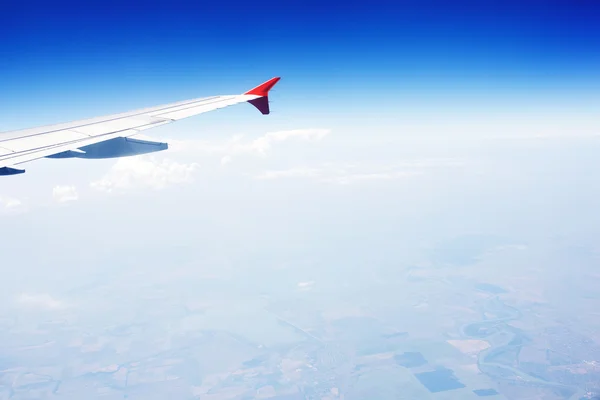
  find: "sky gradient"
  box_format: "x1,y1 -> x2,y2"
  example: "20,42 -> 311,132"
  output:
1,0 -> 599,209
2,4 -> 600,398
1,0 -> 599,130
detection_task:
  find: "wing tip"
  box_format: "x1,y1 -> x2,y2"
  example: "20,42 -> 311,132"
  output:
245,77 -> 281,115
244,77 -> 281,97
247,97 -> 270,115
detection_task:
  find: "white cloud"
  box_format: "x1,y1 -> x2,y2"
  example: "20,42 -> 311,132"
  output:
0,195 -> 22,209
90,155 -> 199,193
255,167 -> 321,180
256,168 -> 420,185
16,293 -> 66,310
297,281 -> 315,291
322,171 -> 419,185
254,159 -> 463,184
160,128 -> 331,164
248,128 -> 330,154
52,185 -> 79,203
220,155 -> 233,166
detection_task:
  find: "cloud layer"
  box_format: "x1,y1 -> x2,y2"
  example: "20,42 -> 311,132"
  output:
254,159 -> 464,184
0,195 -> 22,209
90,156 -> 199,193
53,185 -> 79,203
163,128 -> 331,164
16,293 -> 66,310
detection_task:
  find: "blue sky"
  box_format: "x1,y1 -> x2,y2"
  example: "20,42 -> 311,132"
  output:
1,0 -> 599,128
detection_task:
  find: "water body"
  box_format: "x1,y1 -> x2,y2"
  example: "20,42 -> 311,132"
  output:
473,388 -> 499,396
475,283 -> 507,295
461,296 -> 584,400
382,332 -> 408,339
414,367 -> 465,393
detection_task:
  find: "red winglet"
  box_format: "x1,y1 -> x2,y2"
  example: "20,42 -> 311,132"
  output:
244,77 -> 281,97
244,77 -> 281,115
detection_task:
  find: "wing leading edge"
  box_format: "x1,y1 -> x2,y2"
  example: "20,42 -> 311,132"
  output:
0,77 -> 281,176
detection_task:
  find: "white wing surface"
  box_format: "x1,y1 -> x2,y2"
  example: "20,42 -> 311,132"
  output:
0,77 -> 281,176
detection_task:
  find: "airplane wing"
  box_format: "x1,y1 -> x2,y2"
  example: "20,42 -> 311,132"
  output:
0,77 -> 280,176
